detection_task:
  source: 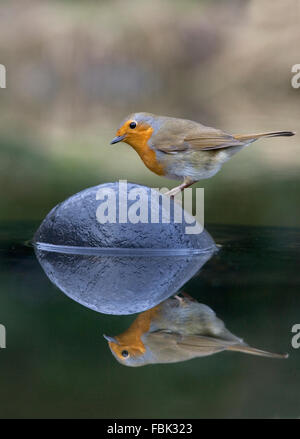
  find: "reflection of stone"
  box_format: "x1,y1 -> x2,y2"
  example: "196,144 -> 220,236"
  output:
34,183 -> 216,314
34,251 -> 214,315
106,295 -> 288,367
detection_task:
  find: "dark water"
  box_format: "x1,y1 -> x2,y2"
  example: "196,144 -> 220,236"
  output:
0,221 -> 299,418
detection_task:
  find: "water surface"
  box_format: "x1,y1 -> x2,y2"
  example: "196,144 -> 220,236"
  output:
0,222 -> 299,418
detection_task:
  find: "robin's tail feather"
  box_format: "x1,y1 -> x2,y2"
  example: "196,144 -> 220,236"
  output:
234,131 -> 295,142
226,344 -> 288,359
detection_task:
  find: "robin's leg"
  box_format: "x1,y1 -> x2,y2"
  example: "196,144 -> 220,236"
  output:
165,177 -> 196,197
174,294 -> 188,307
181,291 -> 197,302
175,292 -> 196,305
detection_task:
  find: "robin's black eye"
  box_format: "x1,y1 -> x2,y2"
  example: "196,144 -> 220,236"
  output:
129,121 -> 137,129
121,350 -> 129,358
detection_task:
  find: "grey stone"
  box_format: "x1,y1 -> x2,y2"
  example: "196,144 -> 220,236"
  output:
34,182 -> 216,314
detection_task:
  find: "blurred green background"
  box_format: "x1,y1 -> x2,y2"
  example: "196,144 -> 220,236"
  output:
0,0 -> 299,225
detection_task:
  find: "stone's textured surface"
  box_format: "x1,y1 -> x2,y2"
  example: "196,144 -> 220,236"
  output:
34,182 -> 211,249
34,251 -> 214,315
34,183 -> 217,314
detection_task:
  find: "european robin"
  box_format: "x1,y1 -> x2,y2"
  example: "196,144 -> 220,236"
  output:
110,112 -> 295,196
104,293 -> 288,367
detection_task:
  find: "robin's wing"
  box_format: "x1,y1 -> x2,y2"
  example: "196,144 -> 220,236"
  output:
177,335 -> 288,359
148,332 -> 230,359
184,127 -> 245,151
176,335 -> 233,355
145,331 -> 193,363
153,122 -> 244,154
146,332 -> 287,363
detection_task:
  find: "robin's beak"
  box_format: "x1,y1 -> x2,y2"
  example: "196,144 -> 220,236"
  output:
110,134 -> 126,145
103,334 -> 119,344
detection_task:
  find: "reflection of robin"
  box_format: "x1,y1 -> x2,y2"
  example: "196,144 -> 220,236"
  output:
110,112 -> 294,196
104,293 -> 288,367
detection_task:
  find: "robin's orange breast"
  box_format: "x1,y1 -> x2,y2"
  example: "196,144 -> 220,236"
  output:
112,305 -> 160,359
124,127 -> 165,176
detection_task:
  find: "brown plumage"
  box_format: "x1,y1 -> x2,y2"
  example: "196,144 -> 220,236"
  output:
110,112 -> 295,196
104,294 -> 288,367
